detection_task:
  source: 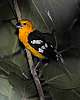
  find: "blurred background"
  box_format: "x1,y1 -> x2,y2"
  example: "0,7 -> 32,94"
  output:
0,0 -> 80,100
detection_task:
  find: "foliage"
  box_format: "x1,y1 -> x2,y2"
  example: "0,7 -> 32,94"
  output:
0,0 -> 80,100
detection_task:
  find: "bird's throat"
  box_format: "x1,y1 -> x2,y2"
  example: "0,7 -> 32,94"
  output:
19,29 -> 29,44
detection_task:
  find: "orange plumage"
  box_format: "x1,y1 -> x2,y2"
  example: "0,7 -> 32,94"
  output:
16,19 -> 45,59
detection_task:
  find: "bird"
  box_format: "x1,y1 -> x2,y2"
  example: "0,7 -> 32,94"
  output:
16,19 -> 56,62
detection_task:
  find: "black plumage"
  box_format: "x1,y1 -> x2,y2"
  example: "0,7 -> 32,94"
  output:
28,30 -> 56,59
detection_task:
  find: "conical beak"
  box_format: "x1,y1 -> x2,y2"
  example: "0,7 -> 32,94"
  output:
16,22 -> 22,28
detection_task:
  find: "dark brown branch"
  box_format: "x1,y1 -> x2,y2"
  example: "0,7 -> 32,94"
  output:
13,0 -> 45,99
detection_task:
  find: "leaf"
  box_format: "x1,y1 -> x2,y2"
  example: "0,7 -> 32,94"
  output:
0,77 -> 23,100
41,54 -> 80,90
0,78 -> 12,97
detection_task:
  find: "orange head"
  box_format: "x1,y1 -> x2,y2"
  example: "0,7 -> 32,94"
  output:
16,19 -> 35,33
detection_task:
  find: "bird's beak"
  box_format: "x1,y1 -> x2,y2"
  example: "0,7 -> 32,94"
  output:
16,22 -> 22,28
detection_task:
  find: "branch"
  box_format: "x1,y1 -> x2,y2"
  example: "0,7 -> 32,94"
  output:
14,0 -> 21,20
7,0 -> 17,19
13,0 -> 45,99
26,49 -> 45,100
32,0 -> 49,31
55,51 -> 73,80
46,10 -> 58,50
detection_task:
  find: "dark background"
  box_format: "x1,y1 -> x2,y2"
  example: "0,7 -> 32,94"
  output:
0,0 -> 80,100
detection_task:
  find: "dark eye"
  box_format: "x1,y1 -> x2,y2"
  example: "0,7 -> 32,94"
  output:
23,23 -> 26,25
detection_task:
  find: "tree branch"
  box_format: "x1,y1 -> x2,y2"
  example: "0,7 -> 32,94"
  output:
14,0 -> 21,20
26,49 -> 45,100
13,0 -> 45,99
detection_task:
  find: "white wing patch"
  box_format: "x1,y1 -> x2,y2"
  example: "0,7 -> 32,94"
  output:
31,40 -> 43,44
38,44 -> 48,53
50,45 -> 53,48
41,46 -> 46,49
31,40 -> 49,54
45,43 -> 48,48
38,48 -> 44,53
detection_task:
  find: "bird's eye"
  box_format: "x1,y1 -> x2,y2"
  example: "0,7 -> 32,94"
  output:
23,23 -> 26,25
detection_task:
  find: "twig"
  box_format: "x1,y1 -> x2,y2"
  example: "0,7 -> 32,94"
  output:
13,0 -> 45,100
46,10 -> 56,31
56,50 -> 80,96
46,10 -> 72,80
46,5 -> 80,98
26,49 -> 45,100
7,0 -> 17,19
34,61 -> 41,70
0,66 -> 10,75
32,0 -> 49,31
46,10 -> 58,50
44,73 -> 65,84
22,72 -> 29,80
71,89 -> 80,98
14,0 -> 21,20
56,51 -> 73,80
39,63 -> 48,78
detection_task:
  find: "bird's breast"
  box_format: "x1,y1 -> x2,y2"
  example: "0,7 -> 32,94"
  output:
19,30 -> 28,44
18,30 -> 45,59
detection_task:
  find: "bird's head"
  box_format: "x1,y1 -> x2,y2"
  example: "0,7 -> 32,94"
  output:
16,19 -> 35,33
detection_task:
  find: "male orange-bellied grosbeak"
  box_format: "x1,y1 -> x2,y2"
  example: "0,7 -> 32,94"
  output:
16,19 -> 56,61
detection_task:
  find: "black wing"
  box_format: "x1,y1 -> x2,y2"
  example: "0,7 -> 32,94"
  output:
28,30 -> 56,58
